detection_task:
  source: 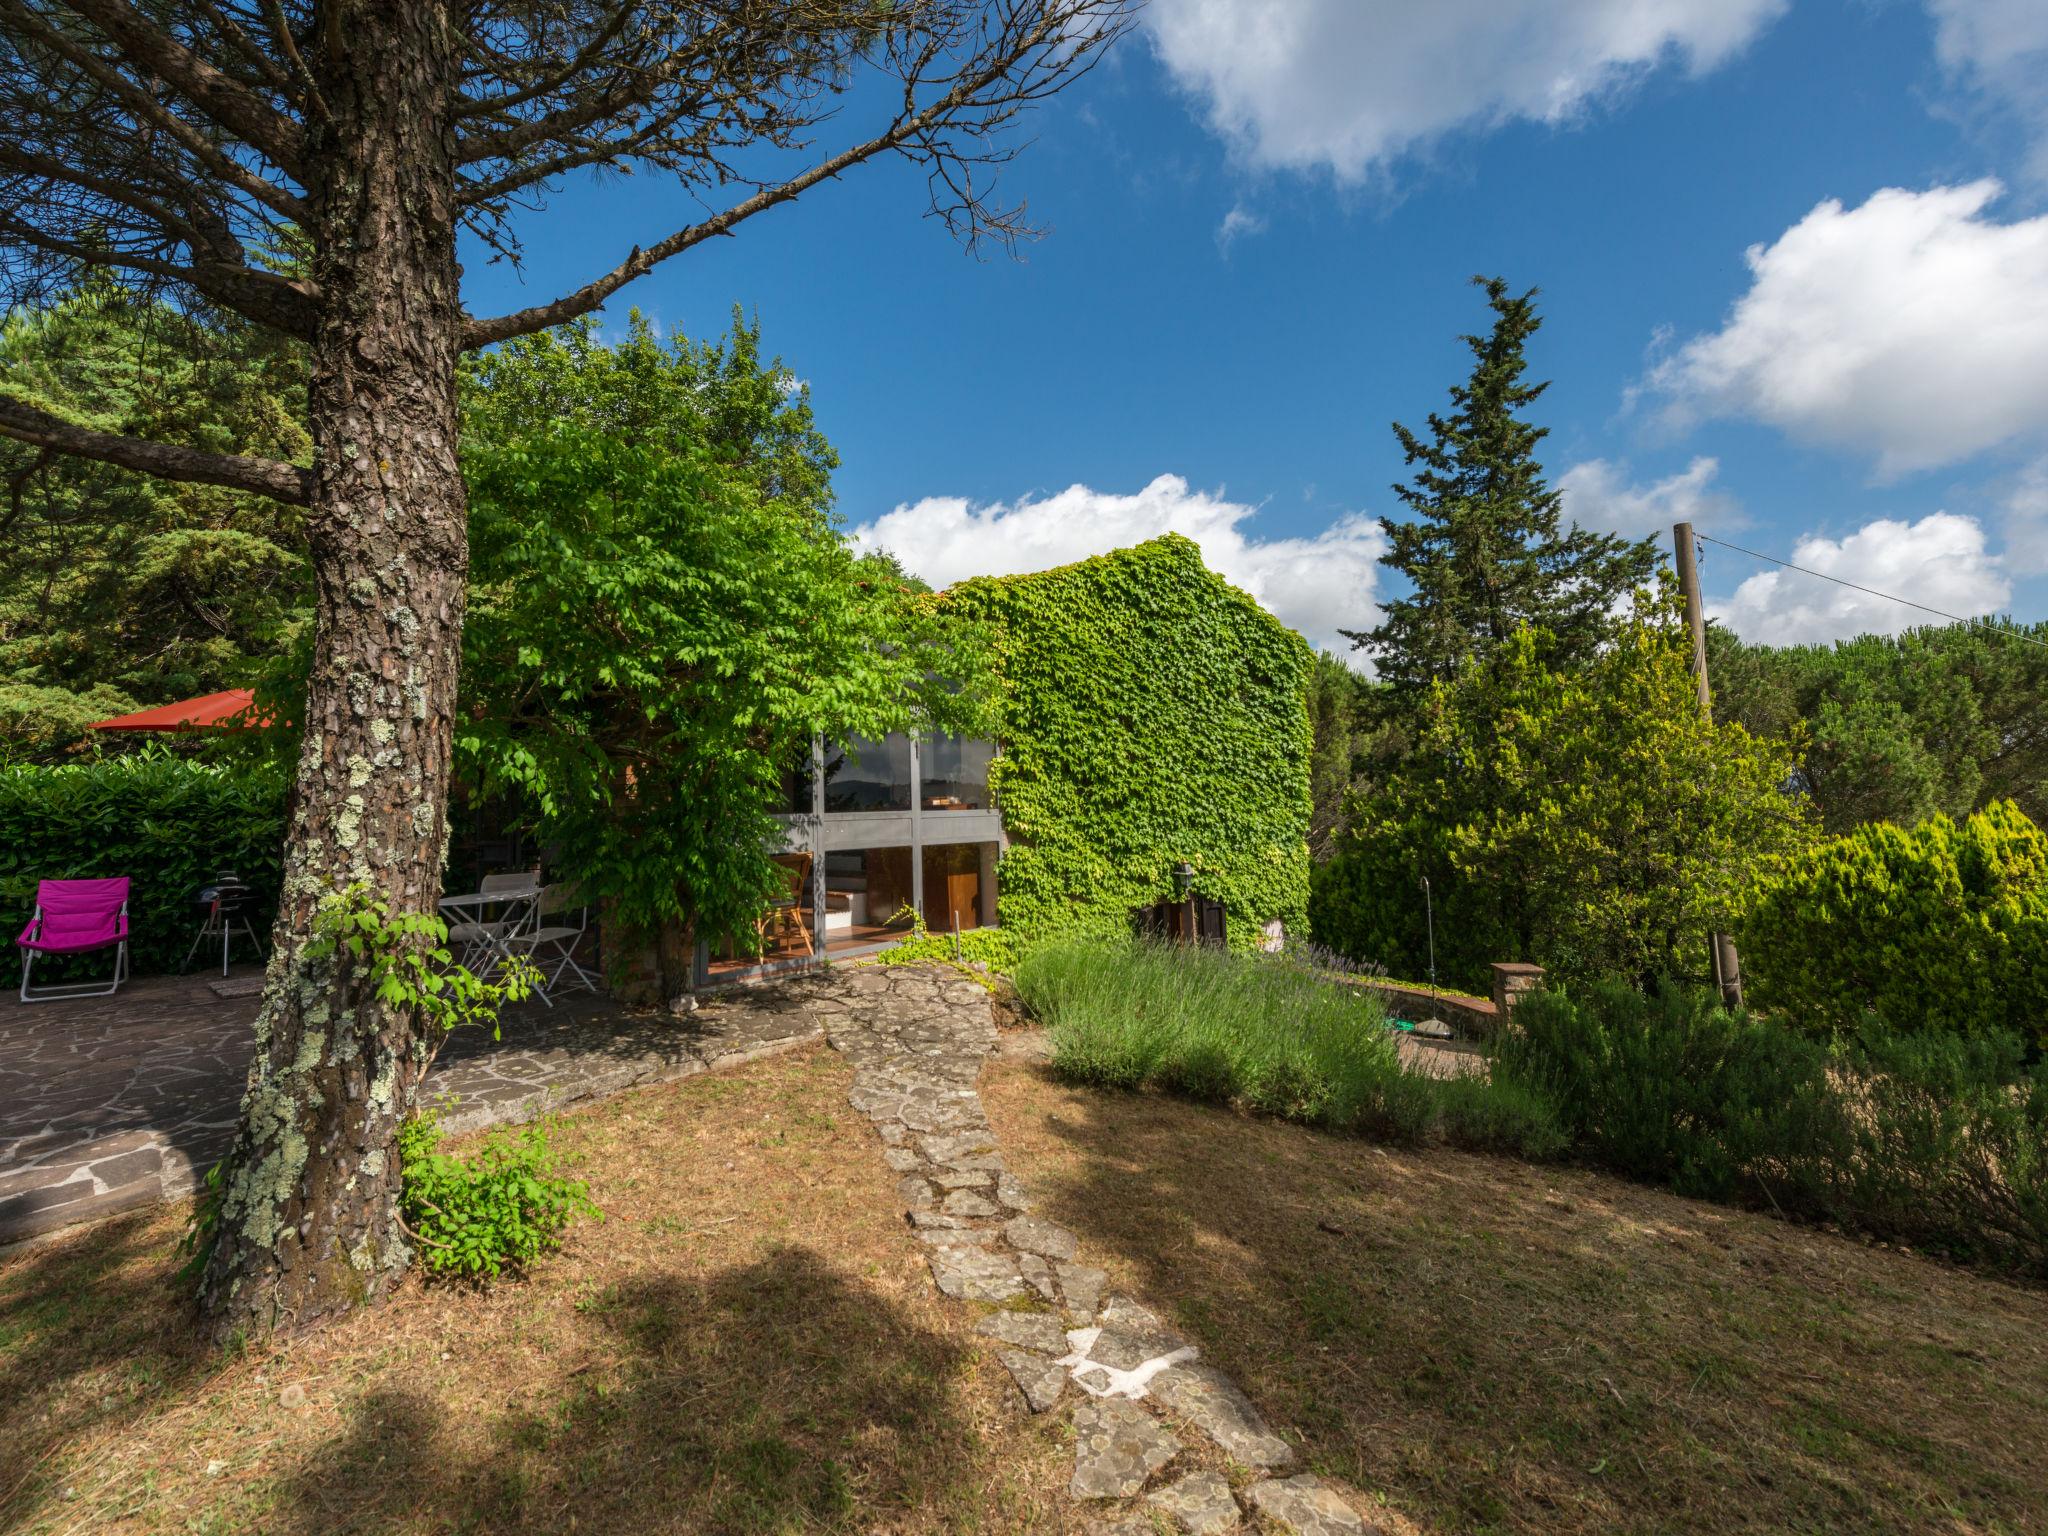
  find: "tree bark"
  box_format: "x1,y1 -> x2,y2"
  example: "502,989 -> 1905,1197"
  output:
601,907 -> 696,1010
198,0 -> 467,1339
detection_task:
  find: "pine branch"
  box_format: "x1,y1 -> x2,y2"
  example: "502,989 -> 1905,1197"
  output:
463,0 -> 1129,347
0,393 -> 310,505
64,0 -> 307,180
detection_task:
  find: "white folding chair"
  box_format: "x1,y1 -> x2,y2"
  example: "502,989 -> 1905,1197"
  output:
505,883 -> 597,1007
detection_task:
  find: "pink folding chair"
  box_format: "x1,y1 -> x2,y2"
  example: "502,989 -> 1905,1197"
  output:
18,877 -> 130,1003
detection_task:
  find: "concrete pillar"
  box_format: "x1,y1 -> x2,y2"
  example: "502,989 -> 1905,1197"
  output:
977,841 -> 998,928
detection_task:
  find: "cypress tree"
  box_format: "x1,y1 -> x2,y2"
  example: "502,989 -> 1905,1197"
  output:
1348,277 -> 1657,694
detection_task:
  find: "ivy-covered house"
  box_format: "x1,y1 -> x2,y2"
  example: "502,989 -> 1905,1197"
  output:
703,534 -> 1314,984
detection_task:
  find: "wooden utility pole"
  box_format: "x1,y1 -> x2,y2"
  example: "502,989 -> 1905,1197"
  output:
1673,522 -> 1744,1008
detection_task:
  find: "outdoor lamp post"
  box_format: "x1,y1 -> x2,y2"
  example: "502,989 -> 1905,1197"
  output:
1172,861 -> 1194,902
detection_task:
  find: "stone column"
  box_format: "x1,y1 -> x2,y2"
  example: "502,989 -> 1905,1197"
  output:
1490,962 -> 1546,1014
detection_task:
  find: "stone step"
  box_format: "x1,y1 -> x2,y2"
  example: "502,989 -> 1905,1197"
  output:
1146,1468 -> 1243,1533
1245,1474 -> 1376,1535
1069,1398 -> 1182,1499
1148,1362 -> 1296,1470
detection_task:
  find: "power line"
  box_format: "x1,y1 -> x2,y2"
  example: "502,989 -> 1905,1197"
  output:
1694,531 -> 2048,653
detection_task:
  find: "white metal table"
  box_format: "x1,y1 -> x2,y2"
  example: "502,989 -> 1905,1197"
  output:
438,883 -> 538,979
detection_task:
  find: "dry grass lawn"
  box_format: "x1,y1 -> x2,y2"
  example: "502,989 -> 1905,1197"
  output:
0,1044 -> 1082,1536
979,1046 -> 2048,1536
8,1026 -> 2048,1536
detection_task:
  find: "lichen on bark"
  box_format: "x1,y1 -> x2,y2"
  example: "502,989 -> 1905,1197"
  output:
195,0 -> 470,1340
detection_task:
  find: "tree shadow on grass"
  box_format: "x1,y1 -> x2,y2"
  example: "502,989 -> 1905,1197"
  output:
0,1209 -> 216,1532
275,1245 -> 983,1536
988,1060 -> 2048,1536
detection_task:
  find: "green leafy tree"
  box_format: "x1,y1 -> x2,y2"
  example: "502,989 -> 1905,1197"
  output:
6,305 -> 830,763
1314,587 -> 1810,990
457,325 -> 990,1005
1305,652 -> 1407,861
0,0 -> 1123,1340
1306,652 -> 1361,860
0,684 -> 147,763
0,285 -> 309,755
461,310 -> 835,517
1742,799 -> 2048,1045
1349,278 -> 1656,696
1707,620 -> 2048,834
194,311 -> 961,1011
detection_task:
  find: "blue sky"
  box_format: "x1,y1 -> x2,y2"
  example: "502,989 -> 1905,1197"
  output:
462,0 -> 2048,662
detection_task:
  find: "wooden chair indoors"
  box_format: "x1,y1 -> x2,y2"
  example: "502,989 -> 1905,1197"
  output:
757,852 -> 815,959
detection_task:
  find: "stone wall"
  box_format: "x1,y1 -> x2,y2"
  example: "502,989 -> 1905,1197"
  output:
1346,961 -> 1545,1041
1353,981 -> 1498,1038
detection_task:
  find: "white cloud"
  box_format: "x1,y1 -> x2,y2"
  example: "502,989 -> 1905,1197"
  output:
1144,0 -> 1784,182
1644,182 -> 2048,479
1215,203 -> 1265,251
1927,0 -> 2048,182
1709,512 -> 2010,645
849,474 -> 1384,663
1558,455 -> 1740,539
2004,456 -> 2048,575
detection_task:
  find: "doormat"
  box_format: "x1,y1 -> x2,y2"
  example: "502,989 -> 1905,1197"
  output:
210,976 -> 266,999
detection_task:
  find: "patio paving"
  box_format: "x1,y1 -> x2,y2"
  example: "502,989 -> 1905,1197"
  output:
0,967 -> 832,1248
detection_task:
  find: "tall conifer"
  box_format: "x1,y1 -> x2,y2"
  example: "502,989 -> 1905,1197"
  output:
1349,277 -> 1657,692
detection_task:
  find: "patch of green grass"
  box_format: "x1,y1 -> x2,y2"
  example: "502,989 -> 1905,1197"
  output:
981,1049 -> 2048,1536
1015,935 -> 1564,1156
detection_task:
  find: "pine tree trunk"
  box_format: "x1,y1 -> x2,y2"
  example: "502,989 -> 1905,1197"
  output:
198,2 -> 464,1339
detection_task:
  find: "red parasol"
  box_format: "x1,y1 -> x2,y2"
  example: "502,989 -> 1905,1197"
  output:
88,689 -> 271,732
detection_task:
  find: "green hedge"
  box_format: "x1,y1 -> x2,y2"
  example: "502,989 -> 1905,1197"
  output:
949,535 -> 1313,945
0,754 -> 288,977
1309,838 -> 1508,995
1741,799 -> 2048,1045
1496,984 -> 2048,1276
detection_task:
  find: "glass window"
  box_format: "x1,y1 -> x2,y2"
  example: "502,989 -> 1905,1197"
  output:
774,745 -> 815,815
823,734 -> 912,813
921,734 -> 993,810
823,846 -> 916,953
705,850 -> 815,978
920,842 -> 991,934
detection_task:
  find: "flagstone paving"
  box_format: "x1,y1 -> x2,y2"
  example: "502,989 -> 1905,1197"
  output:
1246,1475 -> 1374,1534
0,967 -> 830,1247
1150,1469 -> 1245,1534
823,962 -> 1381,1535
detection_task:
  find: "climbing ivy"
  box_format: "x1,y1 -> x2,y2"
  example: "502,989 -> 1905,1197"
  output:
948,535 -> 1313,945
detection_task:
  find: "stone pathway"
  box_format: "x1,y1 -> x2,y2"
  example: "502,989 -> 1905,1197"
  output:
824,963 -> 1380,1536
0,969 -> 830,1247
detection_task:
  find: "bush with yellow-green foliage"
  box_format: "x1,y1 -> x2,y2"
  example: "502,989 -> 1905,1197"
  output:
1312,588 -> 1811,992
1743,799 -> 2048,1045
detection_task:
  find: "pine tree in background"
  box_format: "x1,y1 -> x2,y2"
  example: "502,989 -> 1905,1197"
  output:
1348,277 -> 1657,694
0,283 -> 310,756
